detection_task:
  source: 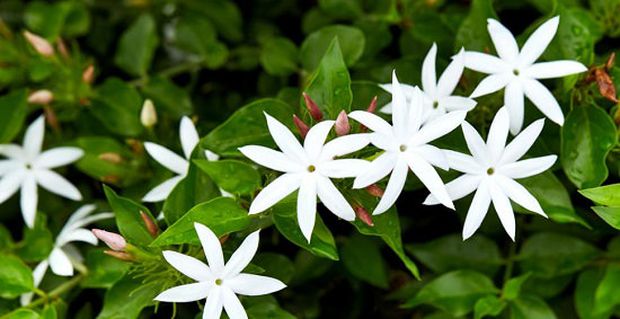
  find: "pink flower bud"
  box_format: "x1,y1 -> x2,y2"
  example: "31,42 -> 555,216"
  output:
335,111 -> 350,136
27,90 -> 53,105
354,206 -> 374,227
104,250 -> 134,262
23,31 -> 54,57
366,184 -> 384,197
367,96 -> 378,113
92,229 -> 127,251
82,64 -> 95,84
140,211 -> 159,237
293,114 -> 310,139
302,92 -> 323,121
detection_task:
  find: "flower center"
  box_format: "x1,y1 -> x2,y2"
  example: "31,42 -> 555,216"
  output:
215,278 -> 223,286
307,165 -> 316,172
512,69 -> 520,76
432,101 -> 439,109
486,167 -> 495,175
399,145 -> 407,152
25,163 -> 32,170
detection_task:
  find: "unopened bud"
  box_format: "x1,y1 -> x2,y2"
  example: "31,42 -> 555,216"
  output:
354,206 -> 374,227
104,250 -> 134,262
92,229 -> 127,251
293,114 -> 309,139
98,152 -> 123,164
140,211 -> 159,237
366,184 -> 384,197
606,52 -> 615,71
56,39 -> 69,59
302,92 -> 323,121
27,90 -> 53,105
219,234 -> 229,245
23,31 -> 54,57
335,111 -> 350,136
82,64 -> 95,84
367,96 -> 378,113
140,99 -> 157,128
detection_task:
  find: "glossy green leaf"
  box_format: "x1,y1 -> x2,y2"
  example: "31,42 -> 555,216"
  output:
341,234 -> 389,288
73,136 -> 142,187
253,252 -> 295,284
96,274 -> 160,319
260,37 -> 299,76
245,302 -> 296,319
454,0 -> 497,51
580,183 -> 620,206
503,273 -> 531,300
90,78 -> 143,137
82,249 -> 131,289
173,12 -> 228,69
591,206 -> 620,229
8,309 -> 40,319
181,0 -> 243,42
474,295 -> 506,319
300,25 -> 365,70
194,159 -> 261,195
114,14 -> 159,76
0,90 -> 27,143
103,185 -> 155,246
575,268 -> 612,319
593,263 -> 620,315
141,77 -> 193,117
0,253 -> 34,299
509,296 -> 557,319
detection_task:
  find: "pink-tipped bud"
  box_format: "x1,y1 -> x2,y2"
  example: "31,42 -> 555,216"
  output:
335,111 -> 350,136
27,90 -> 53,105
92,229 -> 127,251
293,114 -> 310,139
104,250 -> 134,262
366,184 -> 384,197
354,206 -> 374,227
82,64 -> 95,84
23,31 -> 54,57
56,39 -> 69,59
140,211 -> 159,237
367,96 -> 378,113
302,92 -> 323,121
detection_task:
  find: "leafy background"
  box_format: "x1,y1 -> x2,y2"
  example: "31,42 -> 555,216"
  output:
0,0 -> 619,318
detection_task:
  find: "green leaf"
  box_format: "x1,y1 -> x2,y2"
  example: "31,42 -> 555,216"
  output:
16,216 -> 53,262
403,270 -> 498,316
24,2 -> 67,39
0,90 -> 27,143
509,296 -> 557,319
173,12 -> 228,69
575,268 -> 611,319
73,136 -> 142,187
8,309 -> 40,319
151,197 -> 251,247
252,253 -> 295,284
290,250 -> 334,285
580,183 -> 620,206
591,206 -> 620,229
114,14 -> 159,76
474,295 -> 506,319
518,232 -> 600,277
454,0 -> 497,51
593,263 -> 620,316
245,301 -> 296,319
91,78 -> 143,137
408,234 -> 503,276
181,0 -> 243,42
561,104 -> 617,189
260,37 -> 299,76
545,6 -> 601,64
0,253 -> 34,299
141,77 -> 193,117
341,234 -> 389,288
103,185 -> 155,246
303,38 -> 352,118
194,159 -> 261,195
318,0 -> 363,20
272,199 -> 339,261
96,274 -> 160,319
502,273 -> 531,300
201,98 -> 295,156
81,249 -> 131,289
300,25 -> 365,70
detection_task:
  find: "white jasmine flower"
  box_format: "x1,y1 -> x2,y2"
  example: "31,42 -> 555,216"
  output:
424,107 -> 556,240
0,116 -> 83,228
20,204 -> 113,305
239,114 -> 369,242
463,17 -> 587,134
380,44 -> 477,122
350,71 -> 466,215
155,223 -> 286,319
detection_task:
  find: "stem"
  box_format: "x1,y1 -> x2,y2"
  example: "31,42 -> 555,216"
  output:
502,243 -> 517,284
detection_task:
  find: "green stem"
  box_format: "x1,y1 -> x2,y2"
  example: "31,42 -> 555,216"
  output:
503,243 -> 517,284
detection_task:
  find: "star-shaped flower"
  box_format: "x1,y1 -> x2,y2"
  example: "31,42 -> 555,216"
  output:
350,71 -> 466,215
0,116 -> 84,228
463,17 -> 587,134
424,107 -> 556,240
380,44 -> 476,122
239,113 -> 369,242
155,223 -> 286,319
21,204 -> 113,305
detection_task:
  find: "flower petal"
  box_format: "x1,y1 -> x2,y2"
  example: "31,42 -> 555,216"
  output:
525,60 -> 587,79
20,261 -> 49,306
444,150 -> 481,174
487,19 -> 519,62
486,107 -> 510,162
414,144 -> 449,171
223,230 -> 260,278
352,152 -> 397,189
142,175 -> 184,202
373,158 -> 408,215
462,179 -> 491,240
296,177 -> 317,242
522,79 -> 564,125
264,113 -> 307,163
461,122 -> 489,163
489,180 -> 516,241
180,116 -> 200,159
21,174 -> 38,228
221,287 -> 248,319
304,120 -> 334,160
500,119 -> 545,165
470,74 -> 511,98
23,116 -> 45,160
405,153 -> 454,209
463,51 -> 509,74
413,111 -> 466,145
379,102 -> 393,114
0,169 -> 24,204
205,149 -> 220,162
518,16 -> 560,67
500,155 -> 557,179
0,144 -> 26,161
438,96 -> 477,112
203,287 -> 223,319
348,111 -> 393,136
163,250 -> 211,282
35,169 -> 82,201
505,81 -> 525,135
154,282 -> 211,303
316,176 -> 355,221
422,43 -> 438,97
49,247 -> 73,276
194,222 -> 225,274
58,229 -> 98,246
33,147 -> 83,169
226,273 -> 286,296
424,174 -> 481,205
391,71 -> 409,138
437,49 -> 465,96
249,173 -> 301,214
238,146 -> 300,173
320,133 -> 370,160
144,142 -> 188,175
319,159 -> 369,178
408,87 -> 426,134
495,175 -> 546,216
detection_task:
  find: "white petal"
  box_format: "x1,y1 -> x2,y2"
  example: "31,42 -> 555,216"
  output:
264,113 -> 307,163
486,107 -> 510,162
248,173 -> 301,214
438,96 -> 477,112
352,152 -> 397,189
462,179 -> 491,240
320,133 -> 370,160
296,177 -> 317,242
20,261 -> 49,306
518,16 -> 560,67
144,142 -> 188,175
414,145 -> 449,171
33,147 -> 83,169
142,175 -> 184,202
444,150 -> 481,174
525,61 -> 587,79
500,155 -> 557,179
316,176 -> 355,221
0,169 -> 24,204
494,175 -> 546,216
373,158 -> 408,215
221,287 -> 248,319
21,174 -> 38,228
413,111 -> 466,145
154,282 -> 211,303
304,121 -> 334,160
391,71 -> 408,138
238,146 -> 300,173
205,149 -> 220,162
48,247 -> 73,276
470,74 -> 511,98
226,273 -> 286,296
500,119 -> 545,165
348,111 -> 393,136
489,181 -> 516,241
422,43 -> 438,97
319,159 -> 369,178
405,153 -> 454,209
437,49 -> 465,96
0,144 -> 26,161
424,174 -> 481,205
487,19 -> 519,62
522,79 -> 564,126
463,51 -> 509,74
23,116 -> 45,160
408,87 -> 426,134
461,122 -> 489,163
223,230 -> 260,278
163,250 -> 211,282
505,81 -> 525,135
180,116 -> 200,159
370,132 -> 397,152
203,287 -> 223,319
58,229 -> 98,246
194,223 -> 225,274
35,169 -> 82,201
65,204 -> 96,226
380,102 -> 393,114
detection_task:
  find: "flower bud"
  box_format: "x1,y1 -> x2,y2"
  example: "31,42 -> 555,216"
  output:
27,90 -> 53,105
354,206 -> 374,227
335,111 -> 350,136
98,152 -> 123,164
140,211 -> 159,237
293,114 -> 309,139
367,96 -> 378,113
140,99 -> 158,128
92,229 -> 127,251
365,184 -> 384,197
56,39 -> 69,59
104,250 -> 134,262
302,92 -> 323,121
23,31 -> 54,57
82,64 -> 95,84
